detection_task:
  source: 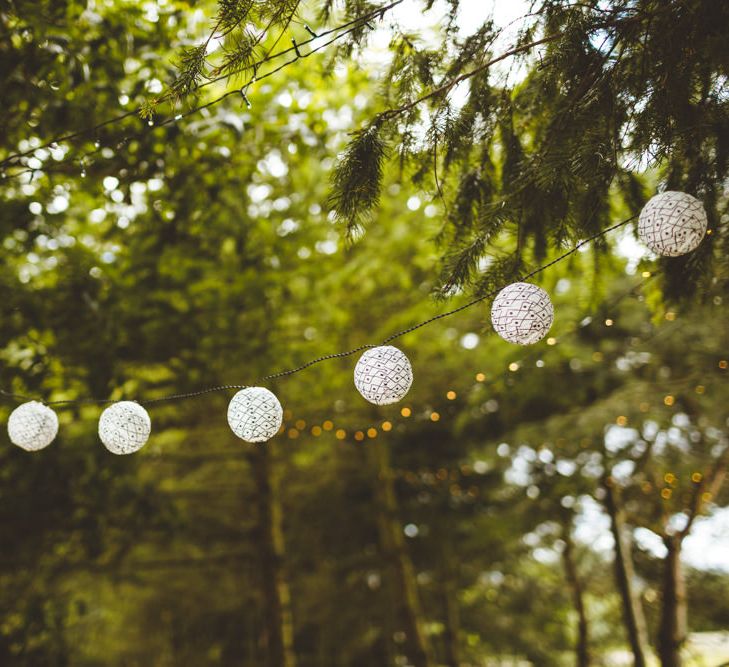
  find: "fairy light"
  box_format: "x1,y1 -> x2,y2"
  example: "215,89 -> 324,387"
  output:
295,419 -> 306,430
661,488 -> 672,499
322,420 -> 334,431
475,373 -> 486,382
288,428 -> 299,439
664,395 -> 675,406
381,421 -> 392,432
401,407 -> 411,418
311,425 -> 322,436
691,472 -> 702,483
446,390 -> 456,400
354,431 -> 365,441
335,429 -> 346,440
367,427 -> 377,438
430,412 -> 440,422
616,415 -> 627,426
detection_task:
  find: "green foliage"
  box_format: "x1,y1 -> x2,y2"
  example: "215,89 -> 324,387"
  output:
0,1 -> 728,666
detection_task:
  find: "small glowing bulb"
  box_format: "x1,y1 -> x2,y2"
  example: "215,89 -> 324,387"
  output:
401,407 -> 411,418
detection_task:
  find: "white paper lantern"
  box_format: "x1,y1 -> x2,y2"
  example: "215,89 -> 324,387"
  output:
98,401 -> 151,455
227,387 -> 283,443
354,345 -> 413,405
8,401 -> 58,451
638,191 -> 708,256
491,282 -> 554,345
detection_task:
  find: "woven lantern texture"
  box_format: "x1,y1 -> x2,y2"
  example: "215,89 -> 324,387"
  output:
354,345 -> 413,405
8,401 -> 59,451
99,401 -> 151,455
227,387 -> 283,443
491,282 -> 554,345
638,191 -> 708,256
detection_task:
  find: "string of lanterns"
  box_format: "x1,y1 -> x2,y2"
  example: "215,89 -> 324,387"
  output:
4,191 -> 710,454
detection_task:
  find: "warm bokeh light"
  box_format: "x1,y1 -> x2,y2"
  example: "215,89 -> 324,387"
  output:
664,395 -> 675,406
381,421 -> 392,432
354,431 -> 365,441
475,372 -> 486,382
295,419 -> 306,430
322,420 -> 334,431
446,390 -> 456,400
430,412 -> 440,422
311,425 -> 322,436
335,429 -> 346,440
288,428 -> 300,439
401,407 -> 411,417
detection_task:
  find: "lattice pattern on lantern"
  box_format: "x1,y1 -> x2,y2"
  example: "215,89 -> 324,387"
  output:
354,345 -> 413,405
227,387 -> 283,443
8,401 -> 59,451
491,282 -> 554,345
98,401 -> 151,455
638,191 -> 707,257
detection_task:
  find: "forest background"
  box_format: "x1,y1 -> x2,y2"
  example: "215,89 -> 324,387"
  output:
0,1 -> 728,666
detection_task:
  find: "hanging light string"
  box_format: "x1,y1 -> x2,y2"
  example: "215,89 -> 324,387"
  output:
0,215 -> 637,409
0,0 -> 406,179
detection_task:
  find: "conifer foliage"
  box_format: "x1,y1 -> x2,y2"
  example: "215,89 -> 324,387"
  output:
326,0 -> 728,299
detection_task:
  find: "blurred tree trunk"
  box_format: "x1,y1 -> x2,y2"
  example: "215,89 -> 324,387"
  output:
657,535 -> 686,667
252,445 -> 297,667
369,437 -> 435,667
561,518 -> 590,667
602,480 -> 649,667
438,539 -> 460,667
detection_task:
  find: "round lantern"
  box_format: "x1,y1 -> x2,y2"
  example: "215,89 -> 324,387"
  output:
491,282 -> 554,345
7,401 -> 59,451
354,345 -> 413,405
227,387 -> 283,443
98,401 -> 151,455
638,191 -> 708,256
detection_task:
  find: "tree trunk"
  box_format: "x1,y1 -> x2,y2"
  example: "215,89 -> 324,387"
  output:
602,481 -> 650,667
438,538 -> 460,667
561,519 -> 590,667
252,445 -> 297,667
369,436 -> 435,667
657,535 -> 686,667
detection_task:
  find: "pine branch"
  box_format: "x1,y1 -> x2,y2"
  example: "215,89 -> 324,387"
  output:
330,124 -> 387,237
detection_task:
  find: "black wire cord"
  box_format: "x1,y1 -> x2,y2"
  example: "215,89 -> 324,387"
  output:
0,215 -> 637,408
